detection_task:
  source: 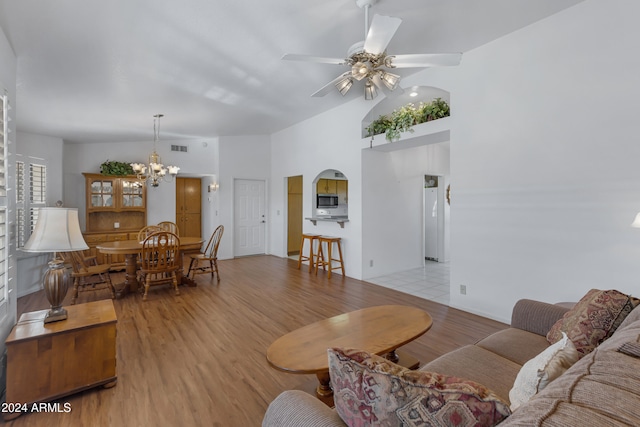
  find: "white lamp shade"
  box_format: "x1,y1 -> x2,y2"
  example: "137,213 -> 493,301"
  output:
22,208 -> 89,252
632,212 -> 640,228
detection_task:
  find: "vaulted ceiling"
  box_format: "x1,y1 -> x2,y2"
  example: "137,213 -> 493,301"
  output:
0,0 -> 583,144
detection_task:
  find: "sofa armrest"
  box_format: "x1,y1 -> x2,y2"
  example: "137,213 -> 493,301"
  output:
510,299 -> 570,337
262,390 -> 345,427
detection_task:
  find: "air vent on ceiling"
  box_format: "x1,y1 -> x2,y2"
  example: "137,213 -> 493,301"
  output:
171,145 -> 188,153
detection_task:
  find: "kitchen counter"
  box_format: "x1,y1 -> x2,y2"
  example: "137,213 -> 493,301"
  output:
306,216 -> 349,228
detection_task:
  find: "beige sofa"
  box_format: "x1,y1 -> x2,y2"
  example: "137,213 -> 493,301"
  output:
262,299 -> 640,426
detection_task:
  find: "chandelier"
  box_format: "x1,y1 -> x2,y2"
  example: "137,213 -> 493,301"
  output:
131,114 -> 179,187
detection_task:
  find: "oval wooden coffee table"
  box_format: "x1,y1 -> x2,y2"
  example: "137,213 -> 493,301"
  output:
267,305 -> 433,401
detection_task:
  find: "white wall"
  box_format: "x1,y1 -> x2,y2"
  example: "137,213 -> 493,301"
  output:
16,132 -> 64,297
218,135 -> 271,260
271,101 -> 371,279
269,0 -> 640,324
447,0 -> 640,322
361,142 -> 450,279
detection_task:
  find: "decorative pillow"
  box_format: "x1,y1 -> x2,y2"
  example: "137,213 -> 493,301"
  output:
546,289 -> 640,357
328,348 -> 511,427
509,332 -> 578,411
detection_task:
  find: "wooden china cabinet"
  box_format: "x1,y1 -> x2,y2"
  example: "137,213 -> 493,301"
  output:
82,173 -> 147,268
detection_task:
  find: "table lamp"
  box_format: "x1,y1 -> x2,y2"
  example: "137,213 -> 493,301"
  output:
21,207 -> 89,323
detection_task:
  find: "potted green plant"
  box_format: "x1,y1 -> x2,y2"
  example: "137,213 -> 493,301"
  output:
100,160 -> 134,176
417,97 -> 450,123
366,98 -> 451,142
366,114 -> 393,137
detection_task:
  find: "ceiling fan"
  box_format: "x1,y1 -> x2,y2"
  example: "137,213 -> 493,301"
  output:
282,0 -> 462,100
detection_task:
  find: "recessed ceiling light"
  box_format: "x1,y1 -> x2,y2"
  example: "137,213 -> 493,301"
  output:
409,92 -> 418,97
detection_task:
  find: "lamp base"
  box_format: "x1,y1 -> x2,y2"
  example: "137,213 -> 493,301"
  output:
43,258 -> 71,324
44,307 -> 68,323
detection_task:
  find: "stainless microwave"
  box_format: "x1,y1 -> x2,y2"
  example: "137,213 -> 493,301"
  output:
317,193 -> 339,208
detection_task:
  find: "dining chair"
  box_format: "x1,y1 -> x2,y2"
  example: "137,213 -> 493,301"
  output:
186,225 -> 224,282
138,231 -> 181,301
137,225 -> 162,241
158,221 -> 179,236
63,251 -> 115,304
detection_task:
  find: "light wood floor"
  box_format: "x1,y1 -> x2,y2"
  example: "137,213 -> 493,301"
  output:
8,255 -> 507,427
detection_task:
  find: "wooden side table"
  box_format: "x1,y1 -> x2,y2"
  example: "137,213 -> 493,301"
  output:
4,300 -> 117,420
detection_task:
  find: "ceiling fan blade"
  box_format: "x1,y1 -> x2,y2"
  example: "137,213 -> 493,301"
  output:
282,54 -> 348,65
363,14 -> 402,55
389,53 -> 462,68
311,72 -> 353,97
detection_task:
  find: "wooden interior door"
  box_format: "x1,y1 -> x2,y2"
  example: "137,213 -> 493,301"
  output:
287,176 -> 303,256
176,177 -> 202,237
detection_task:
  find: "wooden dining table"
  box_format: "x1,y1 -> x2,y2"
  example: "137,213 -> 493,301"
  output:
97,236 -> 203,297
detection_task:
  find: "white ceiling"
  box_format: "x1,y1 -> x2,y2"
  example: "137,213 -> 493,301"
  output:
0,0 -> 583,144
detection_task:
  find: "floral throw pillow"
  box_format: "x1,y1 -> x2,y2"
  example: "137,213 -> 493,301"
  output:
546,289 -> 640,358
328,348 -> 511,427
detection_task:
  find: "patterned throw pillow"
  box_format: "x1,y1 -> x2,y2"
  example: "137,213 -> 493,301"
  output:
509,332 -> 579,411
328,348 -> 511,427
546,289 -> 640,358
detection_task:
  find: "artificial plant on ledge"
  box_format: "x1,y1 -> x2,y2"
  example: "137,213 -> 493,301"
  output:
366,97 -> 450,142
100,160 -> 134,176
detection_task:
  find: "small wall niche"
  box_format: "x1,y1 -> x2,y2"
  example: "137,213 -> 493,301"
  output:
311,169 -> 349,222
361,85 -> 451,139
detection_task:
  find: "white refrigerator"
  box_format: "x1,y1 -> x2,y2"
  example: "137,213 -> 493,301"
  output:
424,187 -> 438,261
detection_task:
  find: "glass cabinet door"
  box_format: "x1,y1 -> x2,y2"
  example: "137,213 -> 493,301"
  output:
120,179 -> 144,208
89,179 -> 115,208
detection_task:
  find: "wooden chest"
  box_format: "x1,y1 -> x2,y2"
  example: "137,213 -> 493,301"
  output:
4,300 -> 117,420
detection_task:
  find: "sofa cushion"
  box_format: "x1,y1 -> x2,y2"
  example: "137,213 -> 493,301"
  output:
510,299 -> 571,337
262,390 -> 346,427
328,348 -> 511,427
476,328 -> 551,365
546,289 -> 640,358
421,344 -> 521,404
617,338 -> 640,358
502,320 -> 640,426
508,332 -> 578,411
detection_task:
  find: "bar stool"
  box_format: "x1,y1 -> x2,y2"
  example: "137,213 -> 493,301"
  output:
315,236 -> 345,279
298,233 -> 321,272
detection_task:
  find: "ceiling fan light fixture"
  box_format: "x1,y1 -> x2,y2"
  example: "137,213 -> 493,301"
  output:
379,70 -> 400,90
335,75 -> 354,96
364,79 -> 377,100
351,61 -> 370,81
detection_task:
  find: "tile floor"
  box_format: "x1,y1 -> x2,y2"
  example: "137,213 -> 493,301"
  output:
290,254 -> 450,305
367,260 -> 450,305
